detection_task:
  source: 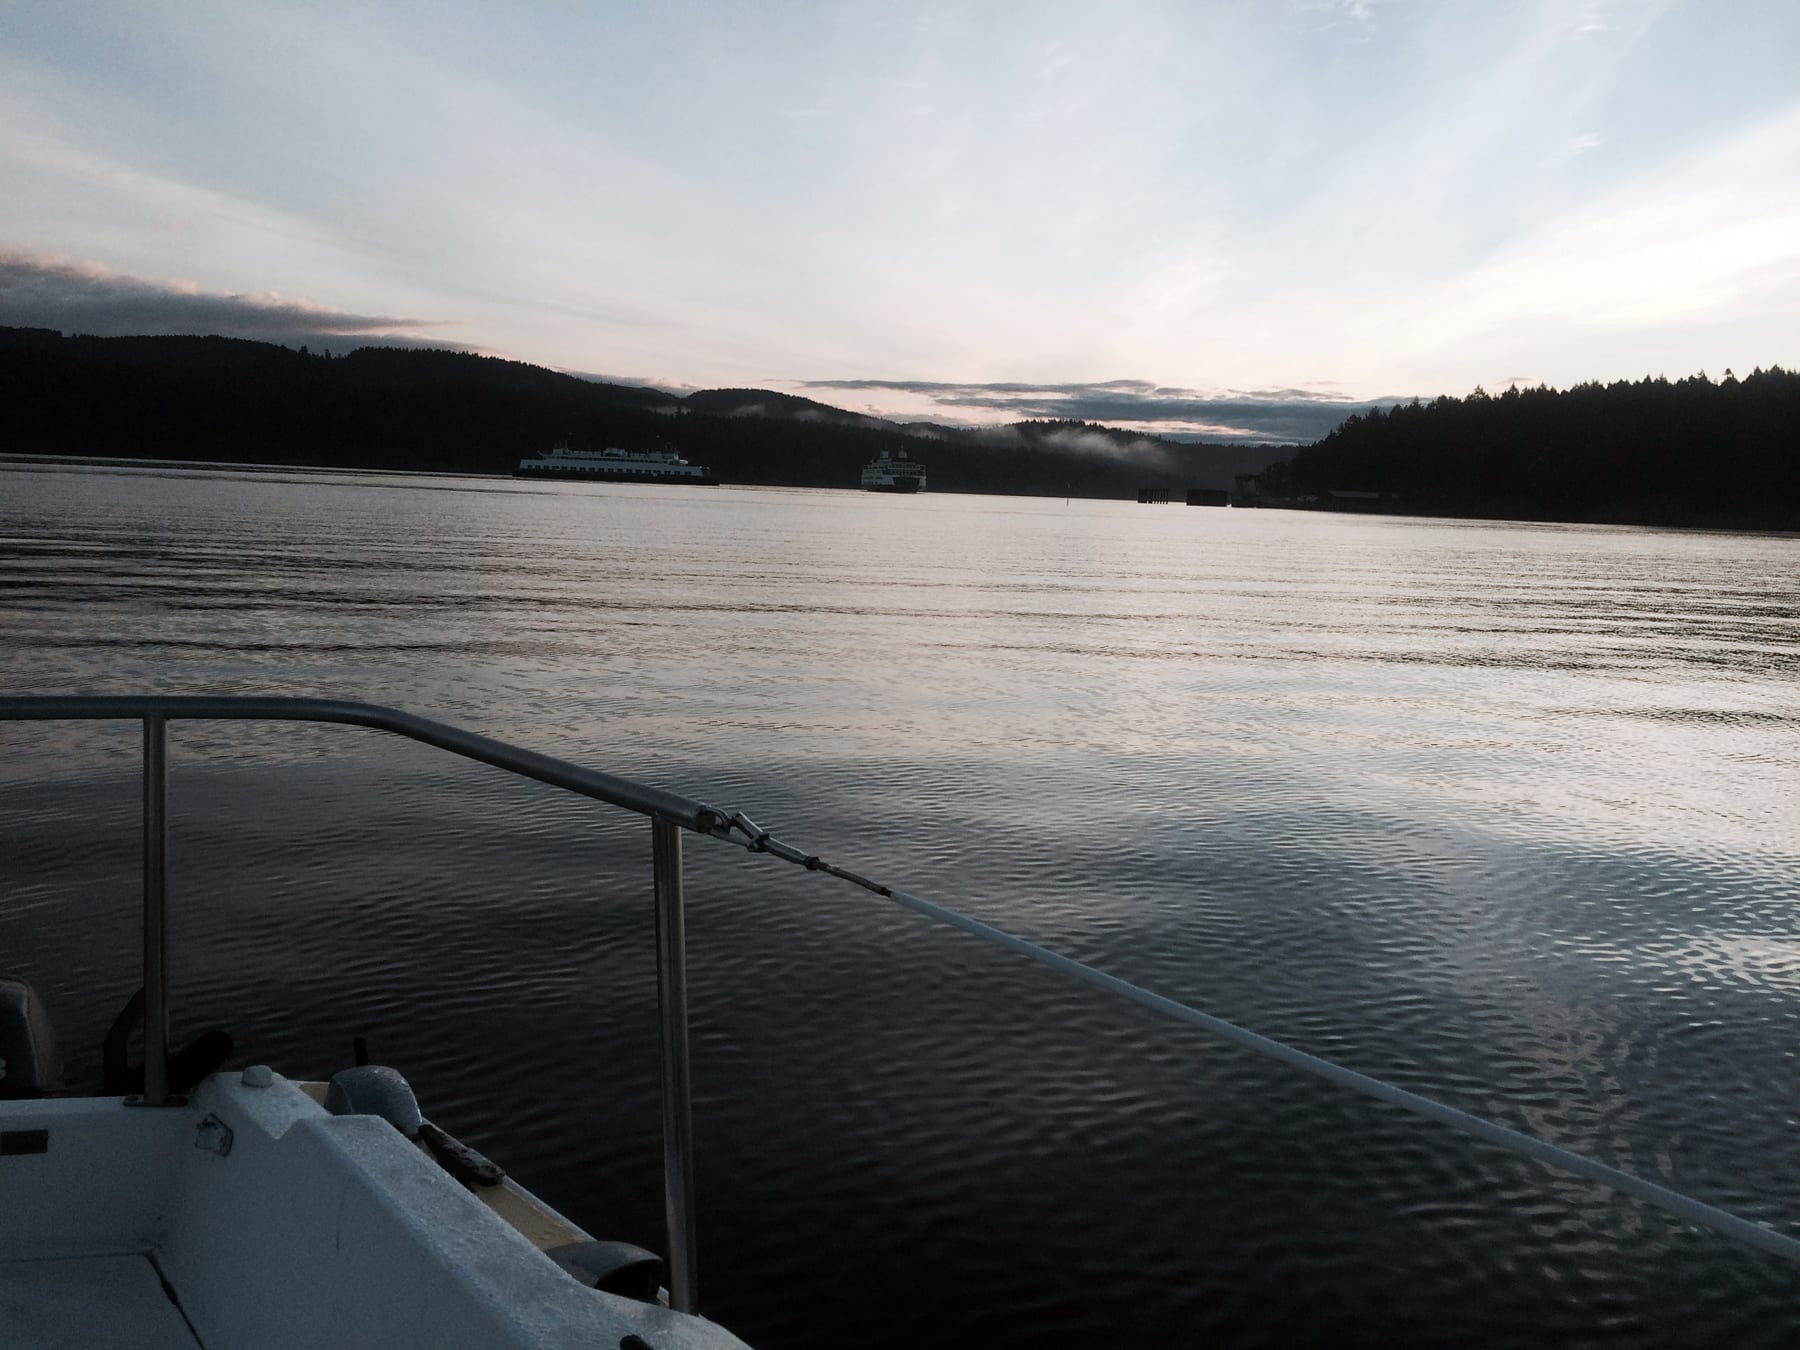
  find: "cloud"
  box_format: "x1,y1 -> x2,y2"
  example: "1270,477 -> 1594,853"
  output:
561,368 -> 699,396
1293,0 -> 1400,39
1391,100 -> 1800,347
0,247 -> 456,352
798,377 -> 1397,443
962,421 -> 1174,464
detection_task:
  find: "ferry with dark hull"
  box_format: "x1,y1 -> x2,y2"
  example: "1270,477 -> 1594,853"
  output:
517,442 -> 719,485
860,450 -> 926,493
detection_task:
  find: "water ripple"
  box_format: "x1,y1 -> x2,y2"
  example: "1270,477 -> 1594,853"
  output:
3,466 -> 1799,1348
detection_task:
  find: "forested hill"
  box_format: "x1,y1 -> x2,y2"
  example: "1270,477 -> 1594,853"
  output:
1256,369 -> 1800,529
0,327 -> 1276,497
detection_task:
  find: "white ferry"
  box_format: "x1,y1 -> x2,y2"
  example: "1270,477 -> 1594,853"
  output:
516,442 -> 719,485
859,449 -> 926,493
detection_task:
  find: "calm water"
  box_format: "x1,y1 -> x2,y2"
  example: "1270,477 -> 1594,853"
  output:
3,460 -> 1799,1347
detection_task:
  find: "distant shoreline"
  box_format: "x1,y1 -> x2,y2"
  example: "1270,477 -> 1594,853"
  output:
5,329 -> 1793,530
7,451 -> 1796,537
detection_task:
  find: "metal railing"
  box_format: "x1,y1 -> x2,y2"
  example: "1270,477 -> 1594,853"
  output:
5,693 -> 1800,1316
0,695 -> 730,1312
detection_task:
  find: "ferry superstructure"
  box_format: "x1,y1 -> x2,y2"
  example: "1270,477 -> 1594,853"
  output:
516,442 -> 719,485
859,450 -> 926,493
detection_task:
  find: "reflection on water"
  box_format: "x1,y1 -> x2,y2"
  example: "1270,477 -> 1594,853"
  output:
3,461 -> 1799,1348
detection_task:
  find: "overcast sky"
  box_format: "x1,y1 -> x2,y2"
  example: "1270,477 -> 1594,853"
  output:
2,0 -> 1795,439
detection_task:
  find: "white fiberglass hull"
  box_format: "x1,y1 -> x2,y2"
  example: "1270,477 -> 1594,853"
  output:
0,1071 -> 747,1349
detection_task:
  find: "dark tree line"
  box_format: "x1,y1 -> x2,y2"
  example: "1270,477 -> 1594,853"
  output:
1256,369 -> 1800,529
0,329 -> 1267,496
6,330 -> 1792,524
0,329 -> 677,473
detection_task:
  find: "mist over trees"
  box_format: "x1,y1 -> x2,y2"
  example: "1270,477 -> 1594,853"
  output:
1256,369 -> 1800,529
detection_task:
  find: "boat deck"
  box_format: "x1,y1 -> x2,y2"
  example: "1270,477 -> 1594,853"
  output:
0,1254 -> 198,1349
0,1072 -> 747,1349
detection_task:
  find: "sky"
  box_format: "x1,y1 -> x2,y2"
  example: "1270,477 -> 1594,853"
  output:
1,0 -> 1796,442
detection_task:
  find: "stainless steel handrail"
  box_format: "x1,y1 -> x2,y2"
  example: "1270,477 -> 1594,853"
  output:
142,714 -> 170,1106
0,694 -> 721,1312
652,819 -> 698,1313
0,696 -> 731,834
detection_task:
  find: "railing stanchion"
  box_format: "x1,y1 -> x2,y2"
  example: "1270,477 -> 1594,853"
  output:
652,816 -> 699,1312
142,714 -> 171,1105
